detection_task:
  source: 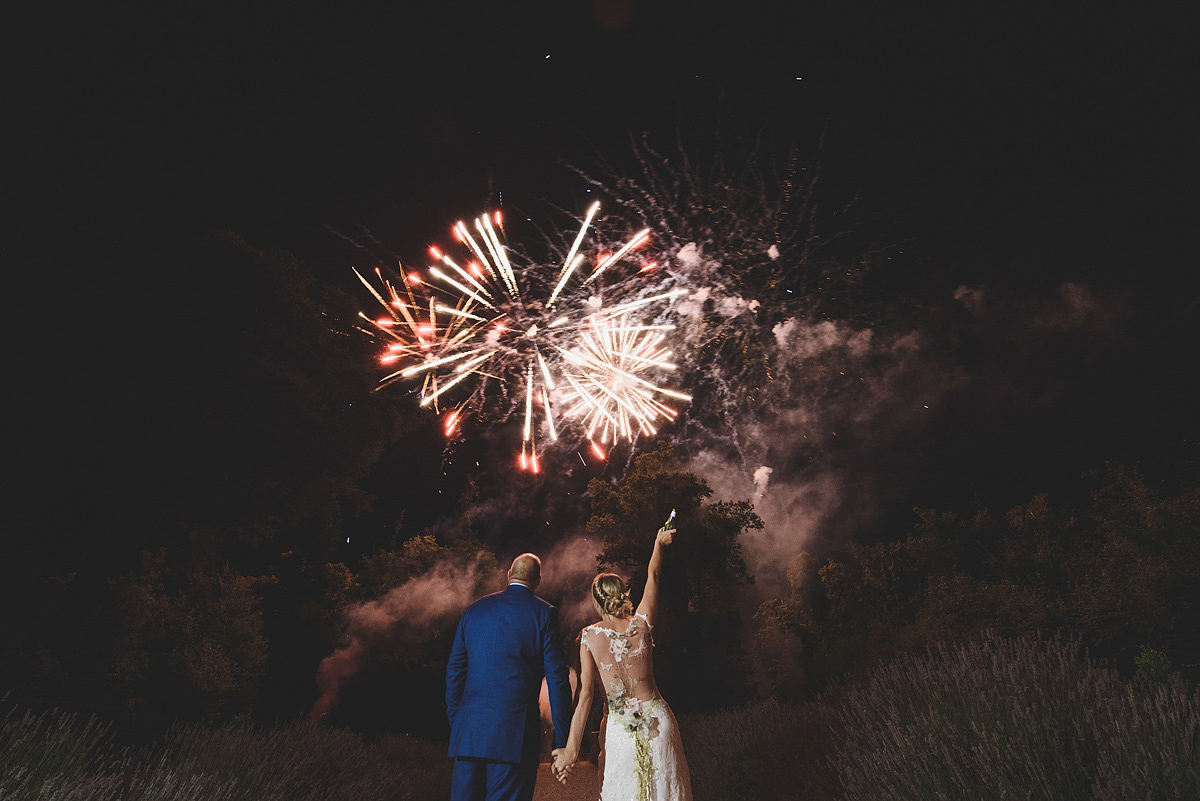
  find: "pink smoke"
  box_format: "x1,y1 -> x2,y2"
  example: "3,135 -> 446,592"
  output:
308,554 -> 497,725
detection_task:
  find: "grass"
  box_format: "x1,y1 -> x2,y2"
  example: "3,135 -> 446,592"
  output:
0,697 -> 451,801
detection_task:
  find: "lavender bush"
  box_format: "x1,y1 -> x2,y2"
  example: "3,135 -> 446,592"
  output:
1091,676 -> 1200,800
829,633 -> 1200,800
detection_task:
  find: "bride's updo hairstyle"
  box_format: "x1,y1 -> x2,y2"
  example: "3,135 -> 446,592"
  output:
592,573 -> 634,618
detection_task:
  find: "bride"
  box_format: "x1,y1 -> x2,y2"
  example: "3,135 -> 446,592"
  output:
553,526 -> 692,800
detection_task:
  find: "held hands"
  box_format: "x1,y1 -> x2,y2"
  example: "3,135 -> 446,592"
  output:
551,747 -> 577,784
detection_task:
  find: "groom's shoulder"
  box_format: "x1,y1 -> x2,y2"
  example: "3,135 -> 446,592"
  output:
529,593 -> 556,617
531,594 -> 560,627
466,589 -> 506,612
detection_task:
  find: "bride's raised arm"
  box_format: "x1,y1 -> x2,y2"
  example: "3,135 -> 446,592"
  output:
635,526 -> 674,627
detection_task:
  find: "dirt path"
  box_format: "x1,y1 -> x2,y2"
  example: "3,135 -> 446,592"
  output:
532,761 -> 599,801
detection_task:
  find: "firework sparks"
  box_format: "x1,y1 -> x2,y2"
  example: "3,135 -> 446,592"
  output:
357,204 -> 691,469
558,317 -> 689,444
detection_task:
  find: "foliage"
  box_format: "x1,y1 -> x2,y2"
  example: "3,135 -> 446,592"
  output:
5,232 -> 422,721
357,534 -> 499,602
1069,465 -> 1200,662
105,529 -> 503,733
0,698 -> 451,801
588,440 -> 758,710
677,630 -> 1200,800
752,467 -> 1200,695
0,569 -> 120,716
326,536 -> 502,739
829,633 -> 1200,801
1090,674 -> 1200,800
359,535 -> 444,599
1135,644 -> 1173,684
12,629 -> 1197,800
752,552 -> 822,701
110,550 -> 268,719
260,552 -> 359,645
145,722 -> 450,801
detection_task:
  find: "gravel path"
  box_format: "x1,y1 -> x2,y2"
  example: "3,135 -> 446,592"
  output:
532,761 -> 599,801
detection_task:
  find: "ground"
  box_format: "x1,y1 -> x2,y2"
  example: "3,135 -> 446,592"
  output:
534,761 -> 599,801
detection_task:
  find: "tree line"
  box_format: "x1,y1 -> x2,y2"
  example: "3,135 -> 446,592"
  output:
5,233 -> 1196,742
754,464 -> 1200,699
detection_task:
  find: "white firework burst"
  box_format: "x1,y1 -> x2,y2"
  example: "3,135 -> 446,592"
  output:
356,203 -> 691,470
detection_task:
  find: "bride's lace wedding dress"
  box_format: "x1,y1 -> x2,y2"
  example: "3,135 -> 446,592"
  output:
581,613 -> 692,801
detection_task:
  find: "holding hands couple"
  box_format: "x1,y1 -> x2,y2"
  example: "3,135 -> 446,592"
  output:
447,519 -> 690,801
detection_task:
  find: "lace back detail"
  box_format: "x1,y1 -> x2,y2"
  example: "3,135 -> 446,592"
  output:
582,613 -> 658,708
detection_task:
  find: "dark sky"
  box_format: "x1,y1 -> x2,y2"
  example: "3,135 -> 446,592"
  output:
8,2 -> 1198,559
16,3 -> 1193,258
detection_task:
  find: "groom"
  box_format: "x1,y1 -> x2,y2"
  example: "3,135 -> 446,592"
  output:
446,553 -> 573,801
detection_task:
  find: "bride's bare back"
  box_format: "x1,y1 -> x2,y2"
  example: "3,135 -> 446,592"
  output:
582,612 -> 659,705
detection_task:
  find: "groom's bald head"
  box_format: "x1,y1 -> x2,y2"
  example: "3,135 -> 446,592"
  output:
508,553 -> 542,588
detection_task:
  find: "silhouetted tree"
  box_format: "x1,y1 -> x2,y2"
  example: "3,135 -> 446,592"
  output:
111,550 -> 267,720
752,466 -> 1200,694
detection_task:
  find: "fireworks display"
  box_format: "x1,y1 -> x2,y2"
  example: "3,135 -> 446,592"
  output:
356,203 -> 691,470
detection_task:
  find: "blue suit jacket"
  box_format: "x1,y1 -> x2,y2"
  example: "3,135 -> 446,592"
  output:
446,583 -> 573,764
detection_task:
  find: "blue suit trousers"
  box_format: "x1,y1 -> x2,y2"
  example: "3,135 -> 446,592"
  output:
450,756 -> 537,801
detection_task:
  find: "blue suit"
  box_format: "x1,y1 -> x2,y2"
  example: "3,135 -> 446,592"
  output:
446,583 -> 572,801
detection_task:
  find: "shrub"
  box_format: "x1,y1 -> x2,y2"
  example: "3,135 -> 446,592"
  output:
1134,645 -> 1173,684
829,633 -> 1200,800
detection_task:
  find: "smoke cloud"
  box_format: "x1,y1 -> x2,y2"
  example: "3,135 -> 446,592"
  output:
308,553 -> 500,725
308,528 -> 603,726
680,311 -> 957,592
537,533 -> 604,630
665,240 -> 1126,594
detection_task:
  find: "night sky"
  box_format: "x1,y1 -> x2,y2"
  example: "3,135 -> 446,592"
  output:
9,3 -> 1198,569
